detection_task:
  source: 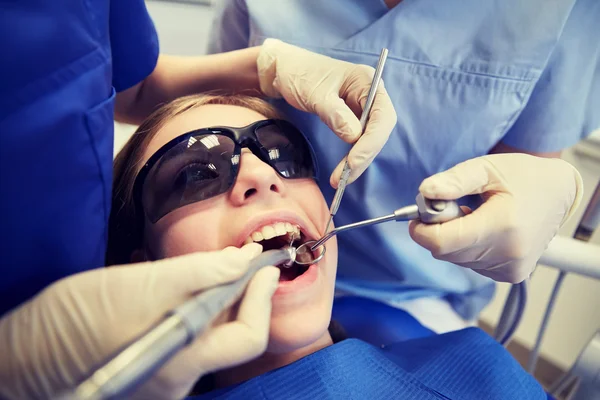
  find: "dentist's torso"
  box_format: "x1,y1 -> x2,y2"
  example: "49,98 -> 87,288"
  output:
209,0 -> 599,319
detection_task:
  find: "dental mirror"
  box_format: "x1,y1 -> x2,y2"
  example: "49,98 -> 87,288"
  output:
292,241 -> 327,266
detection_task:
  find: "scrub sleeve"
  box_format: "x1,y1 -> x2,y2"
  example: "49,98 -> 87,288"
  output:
0,0 -> 159,317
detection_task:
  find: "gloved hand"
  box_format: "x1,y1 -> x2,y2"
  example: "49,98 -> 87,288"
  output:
409,154 -> 584,283
0,243 -> 279,400
257,38 -> 397,187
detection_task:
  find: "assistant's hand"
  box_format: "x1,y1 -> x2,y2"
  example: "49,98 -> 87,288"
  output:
0,244 -> 279,400
257,38 -> 397,187
409,154 -> 583,283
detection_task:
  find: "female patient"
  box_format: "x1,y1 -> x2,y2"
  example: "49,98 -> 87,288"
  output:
108,94 -> 545,399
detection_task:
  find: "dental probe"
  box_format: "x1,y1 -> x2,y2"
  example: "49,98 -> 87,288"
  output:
292,194 -> 465,265
58,248 -> 296,400
324,48 -> 389,235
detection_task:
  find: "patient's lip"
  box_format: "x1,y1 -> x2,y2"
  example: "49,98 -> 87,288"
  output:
274,264 -> 319,296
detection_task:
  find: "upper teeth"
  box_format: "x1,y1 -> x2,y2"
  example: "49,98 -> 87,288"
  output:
244,222 -> 300,245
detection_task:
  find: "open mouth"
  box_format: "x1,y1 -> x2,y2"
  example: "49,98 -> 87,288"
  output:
243,222 -> 316,282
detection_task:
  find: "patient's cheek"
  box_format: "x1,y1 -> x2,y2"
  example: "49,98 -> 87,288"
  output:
149,216 -> 222,258
289,181 -> 329,224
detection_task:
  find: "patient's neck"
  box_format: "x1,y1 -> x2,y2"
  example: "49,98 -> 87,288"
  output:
215,331 -> 333,388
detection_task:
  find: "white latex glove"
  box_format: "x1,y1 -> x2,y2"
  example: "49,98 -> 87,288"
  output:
409,154 -> 584,283
0,243 -> 280,400
257,38 -> 397,187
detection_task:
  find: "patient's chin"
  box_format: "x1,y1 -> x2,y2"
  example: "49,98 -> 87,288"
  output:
266,308 -> 332,354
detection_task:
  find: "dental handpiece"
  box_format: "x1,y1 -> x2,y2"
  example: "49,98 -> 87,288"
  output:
59,248 -> 295,400
324,48 -> 389,235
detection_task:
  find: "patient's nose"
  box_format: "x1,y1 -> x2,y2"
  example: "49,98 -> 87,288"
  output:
229,152 -> 285,206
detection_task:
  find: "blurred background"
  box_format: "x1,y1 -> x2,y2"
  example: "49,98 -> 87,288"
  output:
115,0 -> 600,387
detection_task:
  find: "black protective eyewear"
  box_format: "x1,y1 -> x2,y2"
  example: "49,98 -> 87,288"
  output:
133,119 -> 319,223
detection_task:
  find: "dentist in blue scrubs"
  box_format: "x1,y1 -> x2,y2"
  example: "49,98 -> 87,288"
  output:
210,0 -> 597,331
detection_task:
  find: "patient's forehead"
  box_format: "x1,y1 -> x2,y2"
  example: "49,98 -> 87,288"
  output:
145,104 -> 267,159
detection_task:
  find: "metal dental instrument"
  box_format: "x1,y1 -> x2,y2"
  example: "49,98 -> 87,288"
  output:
324,48 -> 389,235
293,193 -> 465,266
59,248 -> 296,400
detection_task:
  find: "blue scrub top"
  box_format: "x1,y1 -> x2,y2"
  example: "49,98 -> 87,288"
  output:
209,0 -> 600,319
191,328 -> 546,399
0,1 -> 159,316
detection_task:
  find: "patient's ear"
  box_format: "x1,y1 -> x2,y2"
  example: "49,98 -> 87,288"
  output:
130,249 -> 148,263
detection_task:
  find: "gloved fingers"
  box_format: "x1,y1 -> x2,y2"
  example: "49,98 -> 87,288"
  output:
474,268 -> 509,282
313,93 -> 363,144
470,260 -> 532,284
419,157 -> 506,200
329,157 -> 350,189
338,64 -> 377,117
432,245 -> 496,266
154,243 -> 263,296
330,85 -> 396,187
256,40 -> 281,98
553,159 -> 584,225
409,217 -> 533,284
257,38 -> 299,99
409,196 -> 514,257
429,246 -> 532,284
435,227 -> 535,266
187,266 -> 280,374
408,199 -> 495,256
408,215 -> 476,257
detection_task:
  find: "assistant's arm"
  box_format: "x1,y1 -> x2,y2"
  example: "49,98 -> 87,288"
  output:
115,49 -> 261,125
114,0 -> 259,125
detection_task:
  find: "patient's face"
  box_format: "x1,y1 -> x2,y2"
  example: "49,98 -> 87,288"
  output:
140,104 -> 338,353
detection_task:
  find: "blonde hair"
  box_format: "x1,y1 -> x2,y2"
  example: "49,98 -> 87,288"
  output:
107,94 -> 282,265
